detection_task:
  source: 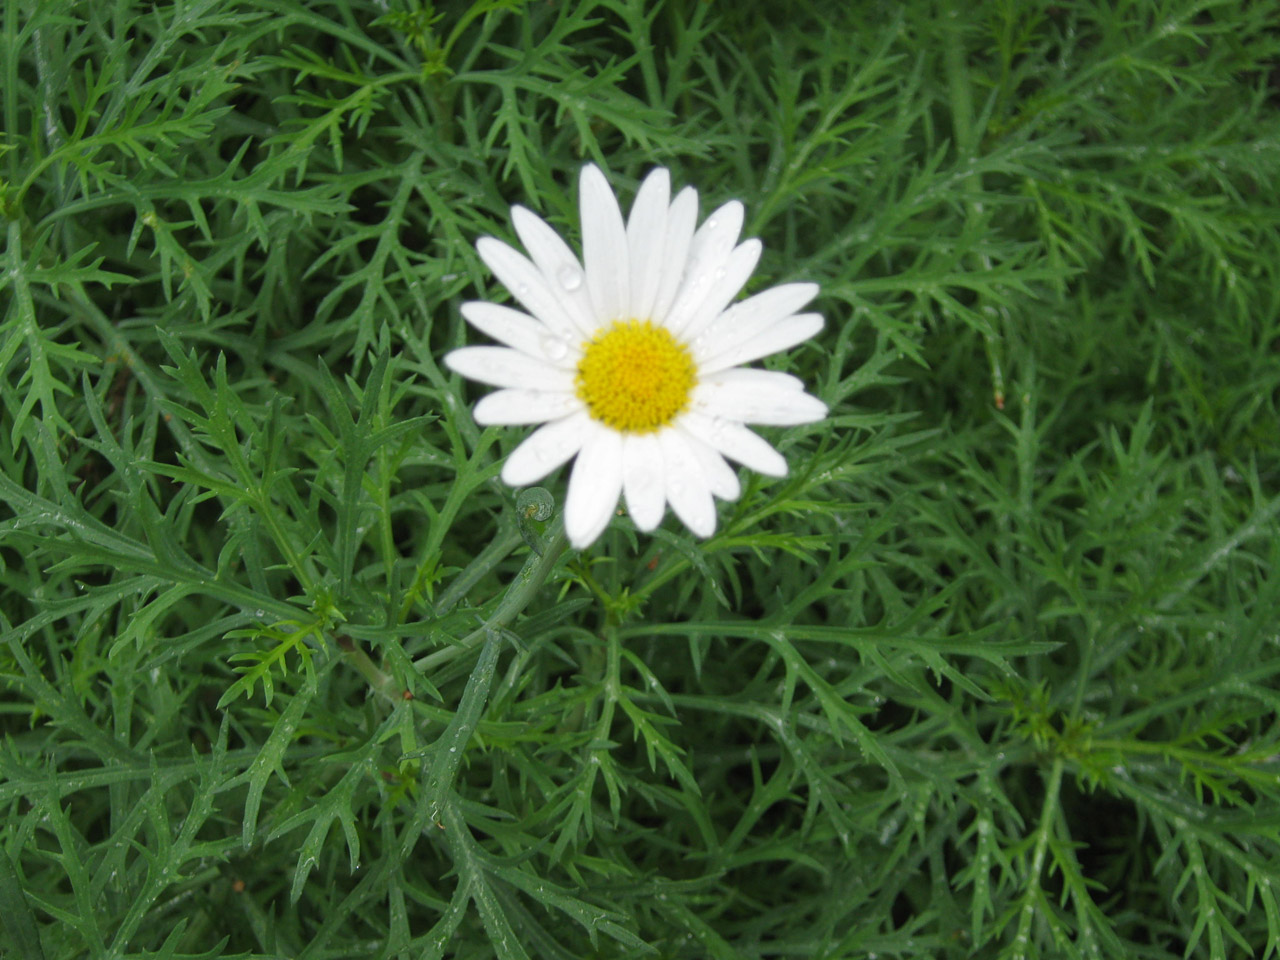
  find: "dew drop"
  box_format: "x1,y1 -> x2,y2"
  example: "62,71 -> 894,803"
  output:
557,265 -> 583,291
541,335 -> 570,361
707,217 -> 719,229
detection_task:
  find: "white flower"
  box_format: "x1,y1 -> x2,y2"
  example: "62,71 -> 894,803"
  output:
445,164 -> 828,549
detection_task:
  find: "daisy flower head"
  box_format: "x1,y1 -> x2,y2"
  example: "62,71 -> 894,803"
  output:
446,164 -> 828,549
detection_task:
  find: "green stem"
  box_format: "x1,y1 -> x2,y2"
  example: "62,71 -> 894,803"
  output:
433,521 -> 524,617
2,0 -> 21,185
69,285 -> 224,477
339,636 -> 401,704
376,445 -> 398,606
1011,756 -> 1064,958
412,519 -> 569,675
601,623 -> 621,721
942,6 -> 975,160
253,487 -> 316,595
577,622 -> 619,739
944,5 -> 1008,411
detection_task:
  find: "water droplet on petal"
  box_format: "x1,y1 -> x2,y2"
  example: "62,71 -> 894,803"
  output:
557,265 -> 583,291
541,335 -> 569,361
714,267 -> 726,280
707,217 -> 719,229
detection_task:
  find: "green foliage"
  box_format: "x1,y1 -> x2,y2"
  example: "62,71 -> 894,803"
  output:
3,0 -> 1279,957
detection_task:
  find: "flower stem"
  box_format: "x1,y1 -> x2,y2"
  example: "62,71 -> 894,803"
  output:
412,518 -> 569,676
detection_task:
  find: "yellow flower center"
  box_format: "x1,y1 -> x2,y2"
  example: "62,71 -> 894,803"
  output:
575,319 -> 697,433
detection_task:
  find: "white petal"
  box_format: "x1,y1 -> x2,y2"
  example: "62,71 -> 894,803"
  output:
705,367 -> 806,391
694,282 -> 819,356
444,346 -> 573,391
677,240 -> 763,342
621,433 -> 666,531
696,200 -> 745,261
680,428 -> 740,501
693,377 -> 828,426
460,302 -> 557,361
699,313 -> 825,374
651,187 -> 698,325
565,426 -> 624,548
681,412 -> 789,477
662,200 -> 745,336
659,429 -> 717,538
626,168 -> 670,322
473,389 -> 581,425
501,411 -> 592,485
509,206 -> 598,338
580,165 -> 630,328
476,237 -> 584,342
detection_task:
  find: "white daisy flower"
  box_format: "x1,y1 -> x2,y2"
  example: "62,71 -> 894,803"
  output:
445,164 -> 828,549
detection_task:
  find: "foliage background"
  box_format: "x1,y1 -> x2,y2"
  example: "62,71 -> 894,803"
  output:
3,0 -> 1280,957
